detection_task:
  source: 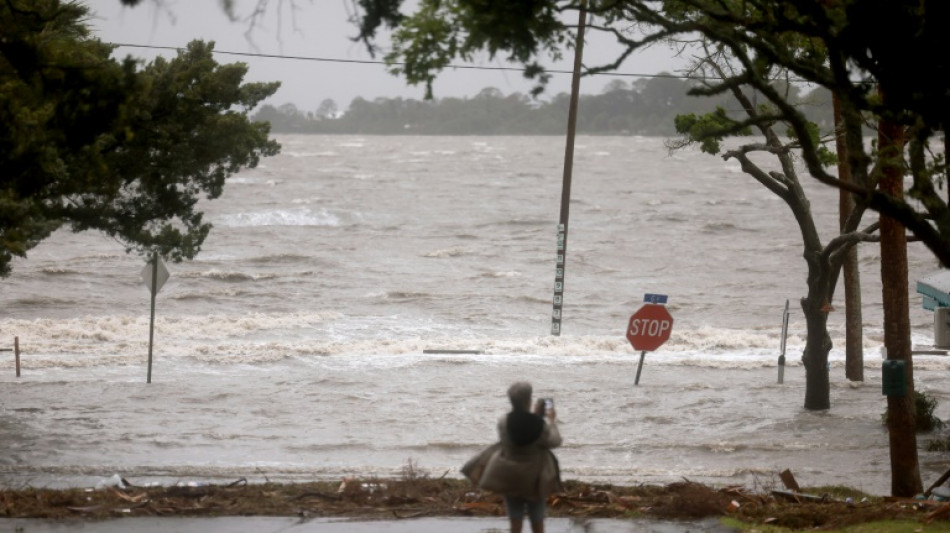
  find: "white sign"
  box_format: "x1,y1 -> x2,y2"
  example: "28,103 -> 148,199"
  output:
141,256 -> 170,295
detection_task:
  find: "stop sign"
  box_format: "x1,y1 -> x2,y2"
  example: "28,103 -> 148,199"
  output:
626,304 -> 674,352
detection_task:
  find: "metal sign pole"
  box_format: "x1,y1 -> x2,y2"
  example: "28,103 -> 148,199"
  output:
147,252 -> 158,384
634,351 -> 647,385
778,299 -> 790,384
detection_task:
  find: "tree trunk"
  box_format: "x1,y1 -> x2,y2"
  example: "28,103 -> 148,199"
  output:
833,94 -> 864,381
801,258 -> 834,410
801,296 -> 832,410
878,114 -> 922,497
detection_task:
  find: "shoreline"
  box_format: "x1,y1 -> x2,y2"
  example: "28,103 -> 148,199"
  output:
3,474 -> 949,530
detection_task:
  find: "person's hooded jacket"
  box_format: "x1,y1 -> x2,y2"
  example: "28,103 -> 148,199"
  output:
462,387 -> 562,500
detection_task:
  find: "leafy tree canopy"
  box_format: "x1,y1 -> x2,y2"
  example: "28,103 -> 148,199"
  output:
360,0 -> 949,129
1,0 -> 280,276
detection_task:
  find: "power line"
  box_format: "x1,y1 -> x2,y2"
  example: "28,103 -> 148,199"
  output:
108,43 -> 693,81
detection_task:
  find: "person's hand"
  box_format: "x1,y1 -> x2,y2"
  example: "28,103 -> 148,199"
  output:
535,399 -> 556,421
534,398 -> 546,416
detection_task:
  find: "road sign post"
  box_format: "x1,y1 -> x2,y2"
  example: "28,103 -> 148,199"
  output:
626,297 -> 674,385
142,253 -> 170,384
778,299 -> 790,384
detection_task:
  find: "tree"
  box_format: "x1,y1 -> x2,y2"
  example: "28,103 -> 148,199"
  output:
1,1 -> 280,276
2,0 -> 133,275
878,108 -> 922,496
832,94 -> 865,383
670,45 -> 878,410
601,79 -> 629,94
316,98 -> 339,120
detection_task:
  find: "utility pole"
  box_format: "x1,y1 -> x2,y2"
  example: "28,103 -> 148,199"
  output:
878,105 -> 922,497
550,0 -> 587,336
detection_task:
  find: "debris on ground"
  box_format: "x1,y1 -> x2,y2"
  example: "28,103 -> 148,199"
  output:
2,475 -> 949,529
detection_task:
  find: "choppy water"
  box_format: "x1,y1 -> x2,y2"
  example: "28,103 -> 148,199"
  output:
1,135 -> 948,496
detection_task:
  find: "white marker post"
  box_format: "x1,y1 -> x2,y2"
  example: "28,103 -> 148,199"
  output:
141,253 -> 170,383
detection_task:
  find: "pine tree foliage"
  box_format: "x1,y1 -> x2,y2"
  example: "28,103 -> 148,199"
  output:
0,0 -> 280,276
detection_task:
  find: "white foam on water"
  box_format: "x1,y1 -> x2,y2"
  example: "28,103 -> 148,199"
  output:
215,208 -> 341,227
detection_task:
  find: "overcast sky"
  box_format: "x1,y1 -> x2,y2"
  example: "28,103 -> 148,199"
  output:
84,1 -> 686,112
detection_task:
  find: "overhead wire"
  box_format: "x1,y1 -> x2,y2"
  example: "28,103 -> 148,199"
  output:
108,42 -> 696,81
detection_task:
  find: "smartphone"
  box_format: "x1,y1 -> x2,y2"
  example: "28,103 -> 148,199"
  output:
543,398 -> 554,412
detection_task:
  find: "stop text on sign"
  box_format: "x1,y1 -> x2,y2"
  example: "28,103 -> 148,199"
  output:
628,317 -> 671,338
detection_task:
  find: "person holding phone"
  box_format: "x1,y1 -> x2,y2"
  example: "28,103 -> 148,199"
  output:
462,382 -> 562,533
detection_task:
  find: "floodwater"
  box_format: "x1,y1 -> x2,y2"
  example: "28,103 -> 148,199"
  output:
1,135 -> 947,497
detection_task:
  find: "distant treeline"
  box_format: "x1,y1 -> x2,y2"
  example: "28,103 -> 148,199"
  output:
254,75 -> 834,136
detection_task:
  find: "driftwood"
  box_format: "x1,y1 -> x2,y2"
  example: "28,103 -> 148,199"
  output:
779,469 -> 801,492
926,466 -> 950,497
290,491 -> 340,502
926,503 -> 950,522
771,490 -> 837,503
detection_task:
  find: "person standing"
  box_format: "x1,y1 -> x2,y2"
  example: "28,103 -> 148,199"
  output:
462,382 -> 562,533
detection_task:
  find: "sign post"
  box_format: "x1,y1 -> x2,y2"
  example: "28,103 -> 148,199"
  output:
626,295 -> 674,385
141,253 -> 170,384
778,299 -> 790,384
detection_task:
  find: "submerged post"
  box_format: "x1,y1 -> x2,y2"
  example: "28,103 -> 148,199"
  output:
551,0 -> 587,336
778,299 -> 790,384
141,251 -> 170,384
147,252 -> 158,384
634,351 -> 646,385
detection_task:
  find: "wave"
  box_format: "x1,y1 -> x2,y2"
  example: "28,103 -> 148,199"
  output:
215,208 -> 341,227
246,253 -> 315,265
5,296 -> 78,307
701,222 -> 745,233
176,270 -> 279,282
382,291 -> 433,301
480,271 -> 522,279
2,310 -> 947,371
515,295 -> 550,304
39,267 -> 82,275
168,287 -> 247,300
500,218 -> 550,227
423,247 -> 471,258
283,150 -> 338,158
